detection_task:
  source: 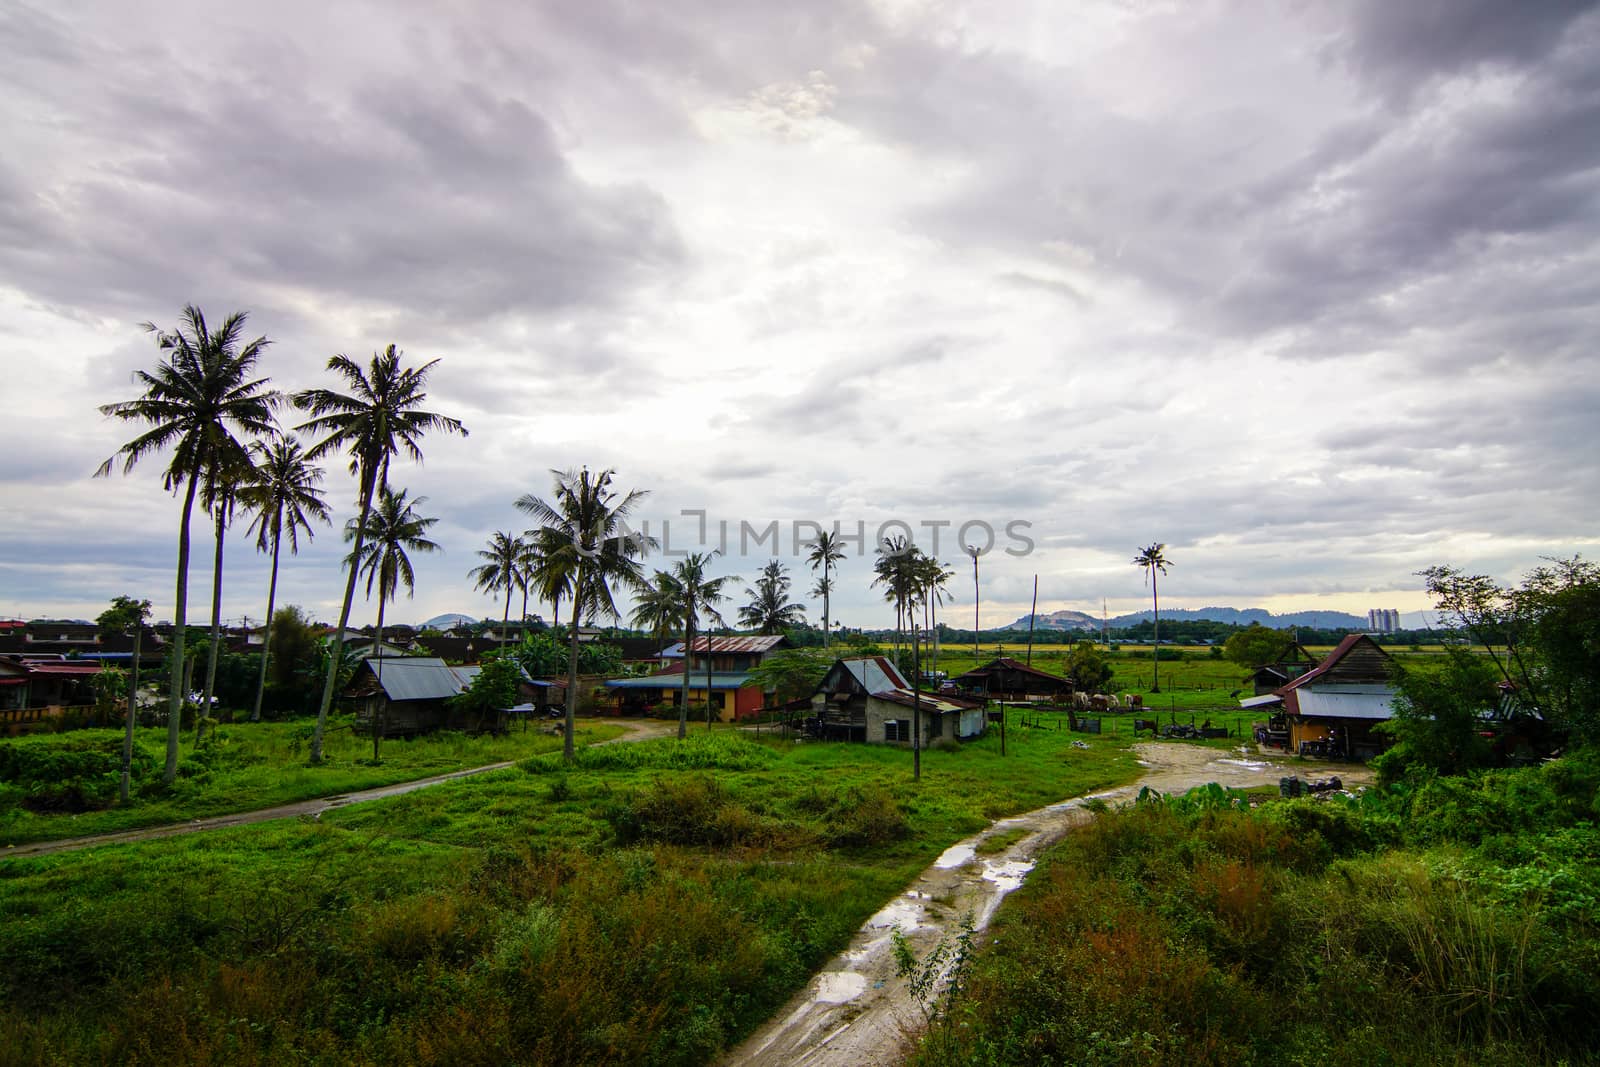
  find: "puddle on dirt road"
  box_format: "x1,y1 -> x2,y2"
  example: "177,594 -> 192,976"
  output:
934,842 -> 975,869
812,972 -> 868,1004
981,858 -> 1034,893
867,894 -> 926,931
1216,758 -> 1270,770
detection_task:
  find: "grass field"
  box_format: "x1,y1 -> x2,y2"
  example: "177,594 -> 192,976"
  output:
0,725 -> 1143,1064
0,717 -> 626,847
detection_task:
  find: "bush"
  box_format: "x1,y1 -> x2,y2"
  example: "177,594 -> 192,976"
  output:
0,736 -> 157,812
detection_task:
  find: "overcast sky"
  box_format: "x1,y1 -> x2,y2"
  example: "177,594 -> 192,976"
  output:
3,0 -> 1597,631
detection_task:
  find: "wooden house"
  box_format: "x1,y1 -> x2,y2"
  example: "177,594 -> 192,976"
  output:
1277,635 -> 1397,760
808,656 -> 986,746
343,656 -> 535,736
952,656 -> 1073,701
601,635 -> 787,722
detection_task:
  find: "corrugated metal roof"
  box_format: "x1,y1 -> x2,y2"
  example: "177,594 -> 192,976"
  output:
1294,688 -> 1396,720
367,657 -> 472,702
1239,694 -> 1283,709
837,656 -> 909,695
690,635 -> 786,654
605,672 -> 752,691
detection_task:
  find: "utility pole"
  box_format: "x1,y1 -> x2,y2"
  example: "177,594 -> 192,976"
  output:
1025,575 -> 1039,666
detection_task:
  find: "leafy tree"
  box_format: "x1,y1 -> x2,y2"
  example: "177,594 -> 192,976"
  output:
266,605 -> 321,698
239,435 -> 329,722
1372,649 -> 1498,783
95,305 -> 278,783
806,531 -> 847,649
470,531 -> 524,648
515,468 -> 652,760
347,487 -> 440,760
448,653 -> 521,734
1132,543 -> 1173,693
510,628 -> 621,678
738,559 -> 806,635
292,345 -> 467,763
1512,556 -> 1600,745
745,648 -> 832,704
1065,641 -> 1113,693
1222,623 -> 1293,671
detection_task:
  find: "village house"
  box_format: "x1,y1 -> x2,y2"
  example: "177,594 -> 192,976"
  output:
1276,634 -> 1398,760
603,635 -> 787,722
952,656 -> 1074,702
808,656 -> 986,746
342,656 -> 558,736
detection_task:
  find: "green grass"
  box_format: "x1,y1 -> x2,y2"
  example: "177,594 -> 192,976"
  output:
904,754 -> 1600,1067
0,725 -> 1142,1064
0,717 -> 625,846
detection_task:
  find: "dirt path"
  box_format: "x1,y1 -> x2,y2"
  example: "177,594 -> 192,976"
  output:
2,718 -> 681,860
723,743 -> 1372,1067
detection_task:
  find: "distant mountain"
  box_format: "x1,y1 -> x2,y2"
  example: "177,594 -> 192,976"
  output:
421,612 -> 481,630
1004,606 -> 1369,631
1006,609 -> 1100,632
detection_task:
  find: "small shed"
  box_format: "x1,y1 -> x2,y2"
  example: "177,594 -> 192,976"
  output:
344,656 -> 524,736
952,657 -> 1073,701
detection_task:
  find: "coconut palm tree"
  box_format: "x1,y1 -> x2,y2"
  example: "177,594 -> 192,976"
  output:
240,435 -> 330,722
631,571 -> 683,648
292,345 -> 466,764
806,531 -> 847,649
670,553 -> 737,736
918,555 -> 955,679
739,559 -> 806,635
525,527 -> 572,631
515,468 -> 653,760
966,545 -> 982,655
195,451 -> 254,740
470,531 -> 524,647
514,534 -> 543,626
95,306 -> 277,783
347,486 -> 440,760
872,536 -> 921,662
97,595 -> 152,803
1132,542 -> 1173,693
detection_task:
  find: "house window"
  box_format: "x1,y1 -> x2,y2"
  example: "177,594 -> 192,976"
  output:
928,714 -> 943,738
884,719 -> 910,742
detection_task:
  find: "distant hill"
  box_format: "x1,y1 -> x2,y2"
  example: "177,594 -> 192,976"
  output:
1006,606 -> 1369,631
1007,609 -> 1100,632
421,612 -> 481,630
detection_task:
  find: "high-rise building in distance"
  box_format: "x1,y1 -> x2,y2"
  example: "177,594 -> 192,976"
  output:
1367,608 -> 1400,633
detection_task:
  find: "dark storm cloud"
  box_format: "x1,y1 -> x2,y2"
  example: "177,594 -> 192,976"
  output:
0,6 -> 683,330
1331,0 -> 1598,96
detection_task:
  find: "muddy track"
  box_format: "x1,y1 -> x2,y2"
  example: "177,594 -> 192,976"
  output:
2,718 -> 681,860
722,743 -> 1372,1067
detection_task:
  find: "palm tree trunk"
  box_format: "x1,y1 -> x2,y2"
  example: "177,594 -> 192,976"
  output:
165,475 -> 200,784
120,625 -> 142,803
199,505 -> 225,742
1151,572 -> 1161,694
552,593 -> 561,631
562,589 -> 582,761
373,594 -> 387,763
678,612 -> 692,740
251,521 -> 281,723
972,554 -> 980,655
822,561 -> 831,650
705,618 -> 715,732
313,470 -> 377,764
911,607 -> 921,781
502,585 -> 513,647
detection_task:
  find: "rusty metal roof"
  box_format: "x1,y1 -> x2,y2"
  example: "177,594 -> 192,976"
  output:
689,635 -> 786,654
